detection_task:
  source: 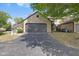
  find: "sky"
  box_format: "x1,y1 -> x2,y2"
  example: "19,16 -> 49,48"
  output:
0,3 -> 33,24
0,3 -> 33,18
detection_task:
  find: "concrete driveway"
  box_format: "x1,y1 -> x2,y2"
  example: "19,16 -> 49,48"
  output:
0,33 -> 79,56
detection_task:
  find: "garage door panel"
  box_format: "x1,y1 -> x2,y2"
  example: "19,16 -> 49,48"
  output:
25,23 -> 47,32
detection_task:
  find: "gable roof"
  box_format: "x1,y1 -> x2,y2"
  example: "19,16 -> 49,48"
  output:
24,11 -> 52,23
24,11 -> 38,20
13,11 -> 52,28
13,22 -> 24,28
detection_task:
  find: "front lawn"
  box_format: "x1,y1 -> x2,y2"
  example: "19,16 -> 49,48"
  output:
0,32 -> 22,42
49,32 -> 79,49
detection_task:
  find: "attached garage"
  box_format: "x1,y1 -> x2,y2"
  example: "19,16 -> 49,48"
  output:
56,21 -> 79,33
24,12 -> 51,33
25,23 -> 47,32
57,21 -> 74,32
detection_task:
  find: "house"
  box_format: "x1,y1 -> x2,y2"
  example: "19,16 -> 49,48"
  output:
54,16 -> 74,32
24,11 -> 52,33
13,11 -> 52,34
13,22 -> 24,33
13,11 -> 79,33
74,22 -> 79,32
56,21 -> 74,32
56,19 -> 79,32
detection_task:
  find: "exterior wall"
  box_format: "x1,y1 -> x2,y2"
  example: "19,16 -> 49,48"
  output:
24,13 -> 51,33
58,22 -> 74,32
74,23 -> 79,32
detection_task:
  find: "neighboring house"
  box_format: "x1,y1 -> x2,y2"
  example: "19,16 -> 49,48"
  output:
56,20 -> 79,32
13,22 -> 24,33
54,16 -> 74,32
24,11 -> 52,33
57,21 -> 74,32
13,11 -> 52,34
74,22 -> 79,32
14,23 -> 24,30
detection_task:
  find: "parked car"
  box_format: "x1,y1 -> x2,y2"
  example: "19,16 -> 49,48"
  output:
61,29 -> 69,32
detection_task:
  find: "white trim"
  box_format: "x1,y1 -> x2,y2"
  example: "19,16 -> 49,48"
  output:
74,23 -> 79,32
74,23 -> 76,32
23,20 -> 26,33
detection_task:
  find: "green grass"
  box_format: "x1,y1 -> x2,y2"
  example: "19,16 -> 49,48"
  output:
0,32 -> 6,36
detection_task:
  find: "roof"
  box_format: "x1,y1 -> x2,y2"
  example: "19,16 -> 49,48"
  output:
58,21 -> 74,26
24,11 -> 52,22
24,11 -> 38,20
13,22 -> 23,28
54,16 -> 74,26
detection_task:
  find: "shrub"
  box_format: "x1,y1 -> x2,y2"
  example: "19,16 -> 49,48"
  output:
17,28 -> 23,33
0,32 -> 5,35
3,23 -> 11,31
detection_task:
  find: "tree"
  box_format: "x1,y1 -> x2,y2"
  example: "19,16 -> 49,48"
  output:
0,11 -> 11,27
31,3 -> 79,21
3,23 -> 11,31
14,17 -> 24,24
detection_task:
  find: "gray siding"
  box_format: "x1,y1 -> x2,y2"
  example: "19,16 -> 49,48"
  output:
74,24 -> 79,32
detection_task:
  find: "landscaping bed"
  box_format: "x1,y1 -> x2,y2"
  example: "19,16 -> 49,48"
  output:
49,32 -> 79,49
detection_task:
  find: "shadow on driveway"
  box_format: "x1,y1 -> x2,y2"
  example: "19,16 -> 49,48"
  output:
19,33 -> 79,56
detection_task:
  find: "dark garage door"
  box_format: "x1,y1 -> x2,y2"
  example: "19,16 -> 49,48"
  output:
25,23 -> 47,32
